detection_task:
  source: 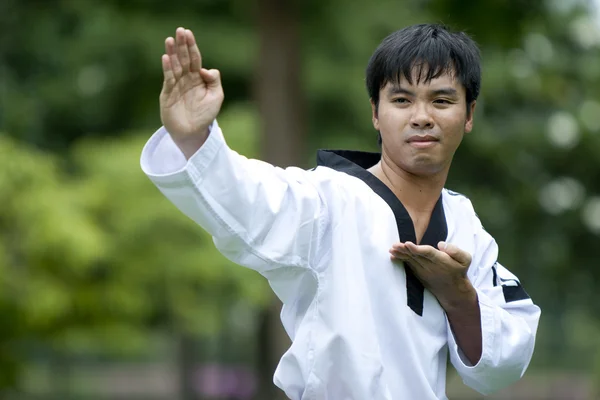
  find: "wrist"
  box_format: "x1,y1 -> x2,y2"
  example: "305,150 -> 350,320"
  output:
436,278 -> 478,312
172,127 -> 211,160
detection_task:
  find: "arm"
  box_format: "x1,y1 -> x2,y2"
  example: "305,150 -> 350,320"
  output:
439,281 -> 482,366
445,221 -> 541,396
141,120 -> 329,277
391,240 -> 484,365
141,28 -> 329,285
390,218 -> 540,395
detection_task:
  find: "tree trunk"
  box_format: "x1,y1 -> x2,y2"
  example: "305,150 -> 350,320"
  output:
254,0 -> 305,399
177,332 -> 197,400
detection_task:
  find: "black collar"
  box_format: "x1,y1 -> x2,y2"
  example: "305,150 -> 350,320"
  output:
316,149 -> 448,316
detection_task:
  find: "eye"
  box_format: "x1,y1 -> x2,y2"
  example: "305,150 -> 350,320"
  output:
393,97 -> 410,104
433,99 -> 452,104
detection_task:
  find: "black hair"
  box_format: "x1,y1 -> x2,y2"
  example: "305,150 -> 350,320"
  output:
366,23 -> 481,117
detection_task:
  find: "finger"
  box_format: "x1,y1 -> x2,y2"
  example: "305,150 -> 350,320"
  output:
166,37 -> 182,79
186,29 -> 202,72
390,246 -> 423,265
438,241 -> 472,267
389,249 -> 411,261
176,27 -> 191,72
165,36 -> 175,55
391,254 -> 417,264
391,242 -> 408,253
405,242 -> 438,261
390,253 -> 408,262
200,68 -> 222,89
161,54 -> 175,94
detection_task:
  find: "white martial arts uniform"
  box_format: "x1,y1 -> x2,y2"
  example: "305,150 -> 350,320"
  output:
141,121 -> 541,400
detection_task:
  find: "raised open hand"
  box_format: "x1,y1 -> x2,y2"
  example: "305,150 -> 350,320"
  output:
160,27 -> 224,157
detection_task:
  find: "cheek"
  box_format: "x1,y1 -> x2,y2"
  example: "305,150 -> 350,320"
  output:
377,108 -> 407,130
440,114 -> 467,139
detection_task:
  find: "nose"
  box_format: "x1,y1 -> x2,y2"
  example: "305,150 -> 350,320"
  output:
410,103 -> 434,130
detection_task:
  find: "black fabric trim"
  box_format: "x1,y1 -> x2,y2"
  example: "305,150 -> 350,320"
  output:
445,189 -> 465,198
502,284 -> 530,303
492,263 -> 530,303
316,149 -> 448,316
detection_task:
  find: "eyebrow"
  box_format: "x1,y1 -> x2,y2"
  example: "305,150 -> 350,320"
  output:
430,88 -> 458,97
387,86 -> 459,97
387,86 -> 415,96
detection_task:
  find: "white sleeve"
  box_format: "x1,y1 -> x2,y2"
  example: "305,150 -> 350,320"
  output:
446,214 -> 541,396
140,120 -> 329,279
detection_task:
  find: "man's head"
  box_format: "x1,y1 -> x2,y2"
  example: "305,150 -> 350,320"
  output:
365,24 -> 481,177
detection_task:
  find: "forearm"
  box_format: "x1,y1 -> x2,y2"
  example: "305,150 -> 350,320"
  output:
440,227 -> 540,395
446,291 -> 539,396
141,121 -> 326,272
438,280 -> 482,365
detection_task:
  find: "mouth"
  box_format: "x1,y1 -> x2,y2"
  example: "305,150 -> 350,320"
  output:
406,135 -> 439,148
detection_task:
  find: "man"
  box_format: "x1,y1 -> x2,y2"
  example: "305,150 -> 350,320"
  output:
141,23 -> 541,399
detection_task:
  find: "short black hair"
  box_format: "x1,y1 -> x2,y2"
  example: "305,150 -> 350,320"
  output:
366,23 -> 481,111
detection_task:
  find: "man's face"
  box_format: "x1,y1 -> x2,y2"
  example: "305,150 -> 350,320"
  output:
371,71 -> 475,177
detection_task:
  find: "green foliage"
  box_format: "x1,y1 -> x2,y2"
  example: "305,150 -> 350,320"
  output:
0,105 -> 268,387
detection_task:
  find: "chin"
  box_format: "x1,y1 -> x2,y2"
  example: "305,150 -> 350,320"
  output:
402,159 -> 446,177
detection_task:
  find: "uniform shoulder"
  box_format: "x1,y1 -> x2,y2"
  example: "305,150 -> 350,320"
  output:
443,188 -> 475,210
304,165 -> 363,186
303,165 -> 382,205
442,188 -> 491,237
443,188 -> 482,222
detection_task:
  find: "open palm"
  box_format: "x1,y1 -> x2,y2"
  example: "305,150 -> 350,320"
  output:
160,28 -> 224,145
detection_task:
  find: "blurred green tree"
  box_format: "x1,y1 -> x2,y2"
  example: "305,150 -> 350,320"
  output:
0,105 -> 270,390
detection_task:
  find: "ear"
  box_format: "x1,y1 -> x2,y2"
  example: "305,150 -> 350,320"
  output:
464,101 -> 476,133
371,100 -> 380,130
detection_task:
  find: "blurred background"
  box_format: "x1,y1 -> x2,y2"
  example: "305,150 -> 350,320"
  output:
1,0 -> 600,399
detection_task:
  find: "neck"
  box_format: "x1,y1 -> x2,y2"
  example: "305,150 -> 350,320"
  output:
368,155 -> 449,215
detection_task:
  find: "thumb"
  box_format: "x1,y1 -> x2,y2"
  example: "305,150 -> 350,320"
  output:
438,241 -> 472,267
200,68 -> 221,88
